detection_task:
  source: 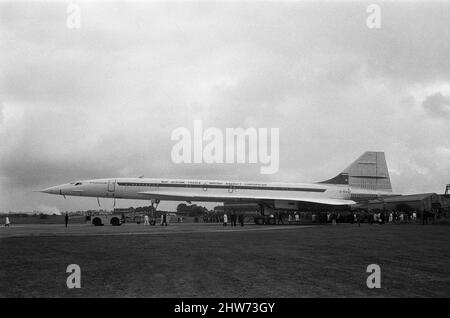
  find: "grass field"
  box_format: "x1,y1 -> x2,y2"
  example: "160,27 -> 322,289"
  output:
1,223 -> 449,297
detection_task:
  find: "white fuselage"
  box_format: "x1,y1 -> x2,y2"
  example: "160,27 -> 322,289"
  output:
41,177 -> 350,201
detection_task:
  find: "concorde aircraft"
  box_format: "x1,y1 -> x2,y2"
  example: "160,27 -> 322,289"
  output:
40,152 -> 397,222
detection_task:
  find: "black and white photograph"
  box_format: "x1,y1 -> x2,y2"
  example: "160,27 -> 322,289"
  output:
1,0 -> 450,304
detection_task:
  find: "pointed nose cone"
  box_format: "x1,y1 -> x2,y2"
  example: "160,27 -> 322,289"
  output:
40,186 -> 61,195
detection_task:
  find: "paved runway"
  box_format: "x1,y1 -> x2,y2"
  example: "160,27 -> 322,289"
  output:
0,223 -> 312,238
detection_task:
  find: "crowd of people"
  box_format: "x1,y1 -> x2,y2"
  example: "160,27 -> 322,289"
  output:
2,208 -> 441,227
207,209 -> 438,226
325,210 -> 436,225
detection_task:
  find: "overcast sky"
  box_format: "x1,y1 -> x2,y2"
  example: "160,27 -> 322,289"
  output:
0,1 -> 449,213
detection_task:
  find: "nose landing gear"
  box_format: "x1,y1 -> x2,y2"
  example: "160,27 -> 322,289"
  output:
151,199 -> 160,210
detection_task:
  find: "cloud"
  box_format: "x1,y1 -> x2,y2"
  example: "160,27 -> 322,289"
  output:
0,102 -> 3,124
422,92 -> 450,117
0,1 -> 450,211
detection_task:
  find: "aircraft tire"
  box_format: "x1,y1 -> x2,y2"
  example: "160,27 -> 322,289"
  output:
267,218 -> 276,225
110,217 -> 121,226
254,217 -> 265,225
92,217 -> 103,226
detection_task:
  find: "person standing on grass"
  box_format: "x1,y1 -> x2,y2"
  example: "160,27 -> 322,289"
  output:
238,214 -> 244,227
231,212 -> 236,227
144,214 -> 150,225
331,212 -> 336,225
223,213 -> 228,226
161,213 -> 168,226
5,216 -> 10,227
277,212 -> 284,225
64,212 -> 69,228
422,211 -> 428,225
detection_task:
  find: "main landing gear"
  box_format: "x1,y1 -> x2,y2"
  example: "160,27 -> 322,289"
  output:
253,203 -> 277,225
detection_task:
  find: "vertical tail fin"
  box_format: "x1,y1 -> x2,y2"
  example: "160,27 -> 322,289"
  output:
319,151 -> 392,192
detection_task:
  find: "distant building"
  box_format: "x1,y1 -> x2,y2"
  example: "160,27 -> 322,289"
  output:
358,193 -> 450,213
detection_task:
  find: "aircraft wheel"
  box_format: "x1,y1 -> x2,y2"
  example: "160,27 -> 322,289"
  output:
92,217 -> 103,226
254,217 -> 265,225
110,217 -> 121,226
